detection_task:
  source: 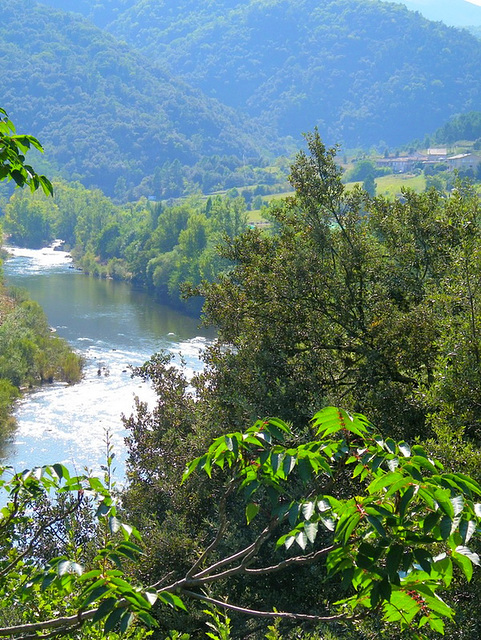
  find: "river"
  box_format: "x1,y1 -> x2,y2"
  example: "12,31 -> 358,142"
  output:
2,245 -> 211,479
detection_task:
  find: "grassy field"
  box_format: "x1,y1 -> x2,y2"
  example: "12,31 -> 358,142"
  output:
246,173 -> 428,224
345,173 -> 426,198
374,173 -> 426,197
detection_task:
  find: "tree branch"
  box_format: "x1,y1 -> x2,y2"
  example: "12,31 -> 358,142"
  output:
180,590 -> 349,623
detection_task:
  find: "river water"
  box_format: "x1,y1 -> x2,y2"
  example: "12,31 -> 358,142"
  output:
2,245 -> 210,479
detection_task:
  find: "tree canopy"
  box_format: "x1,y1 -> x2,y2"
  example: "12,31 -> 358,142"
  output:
121,131 -> 481,638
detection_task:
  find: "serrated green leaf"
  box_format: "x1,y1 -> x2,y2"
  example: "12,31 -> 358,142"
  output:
93,598 -> 118,623
304,521 -> 318,543
246,502 -> 260,524
104,607 -> 124,634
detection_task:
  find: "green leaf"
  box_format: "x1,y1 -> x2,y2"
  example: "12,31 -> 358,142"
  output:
368,472 -> 404,494
297,457 -> 313,482
93,598 -> 118,623
302,501 -> 315,520
137,610 -> 157,627
385,438 -> 396,454
296,530 -> 308,550
282,454 -> 296,476
452,550 -> 473,581
428,616 -> 445,634
450,495 -> 464,517
439,515 -> 453,540
366,514 -> 387,538
399,485 -> 415,518
120,611 -> 134,634
423,511 -> 439,534
455,546 -> 480,566
398,441 -> 411,457
413,549 -> 432,574
104,607 -> 124,634
82,584 -> 112,607
109,516 -> 121,534
378,576 -> 392,601
386,544 -> 403,579
337,512 -> 361,545
459,519 -> 476,544
246,502 -> 260,524
158,591 -> 187,611
304,521 -> 318,544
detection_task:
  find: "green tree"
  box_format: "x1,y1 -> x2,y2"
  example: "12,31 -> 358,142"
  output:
123,398 -> 481,638
362,172 -> 376,197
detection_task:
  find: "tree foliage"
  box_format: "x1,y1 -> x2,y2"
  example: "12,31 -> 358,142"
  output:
0,108 -> 52,196
3,184 -> 249,310
0,456 -> 160,638
196,130 -> 481,445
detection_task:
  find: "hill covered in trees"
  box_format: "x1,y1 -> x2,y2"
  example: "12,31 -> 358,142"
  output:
88,0 -> 481,147
0,0 -> 275,197
3,0 -> 481,197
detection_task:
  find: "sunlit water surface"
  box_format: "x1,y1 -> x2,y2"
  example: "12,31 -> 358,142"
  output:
2,245 -> 210,479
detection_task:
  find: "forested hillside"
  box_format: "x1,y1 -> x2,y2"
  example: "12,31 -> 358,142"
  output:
0,0 -> 273,197
2,0 -> 481,198
104,0 -> 481,147
34,0 -> 481,149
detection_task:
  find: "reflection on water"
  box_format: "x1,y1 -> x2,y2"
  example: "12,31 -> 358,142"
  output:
2,246 -> 212,478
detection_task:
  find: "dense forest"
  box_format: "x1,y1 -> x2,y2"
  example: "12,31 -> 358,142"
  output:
104,0 -> 481,146
0,0 -> 276,197
2,181 -> 254,313
3,0 -> 481,196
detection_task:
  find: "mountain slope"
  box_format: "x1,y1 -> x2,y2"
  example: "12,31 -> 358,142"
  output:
104,0 -> 481,147
0,0 -> 273,195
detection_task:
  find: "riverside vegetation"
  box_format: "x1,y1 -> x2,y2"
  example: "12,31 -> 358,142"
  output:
1,114 -> 481,639
0,110 -> 82,440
